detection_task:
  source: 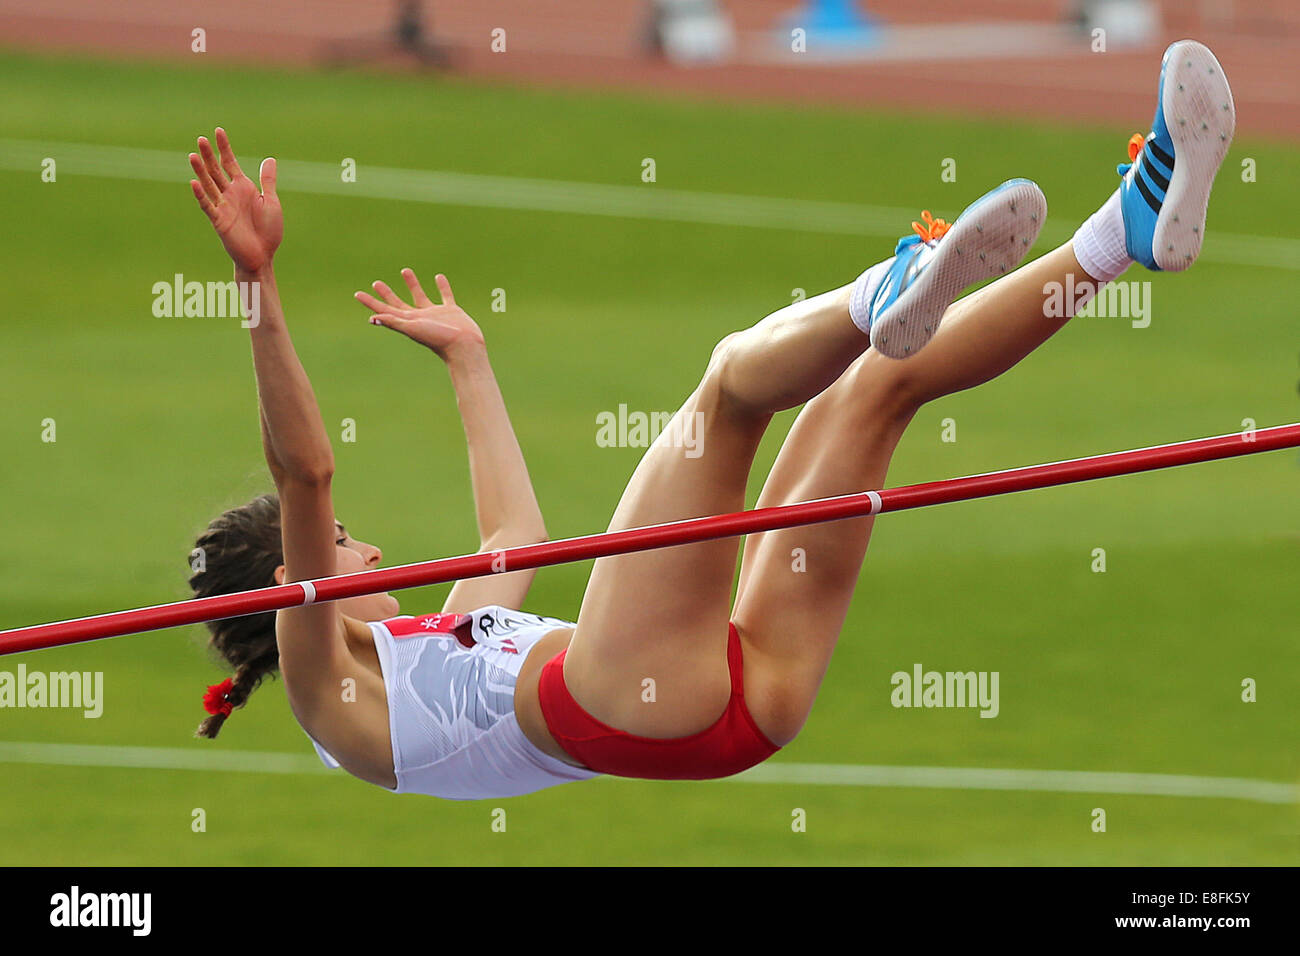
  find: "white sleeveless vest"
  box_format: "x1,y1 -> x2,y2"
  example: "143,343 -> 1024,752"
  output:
308,606 -> 601,800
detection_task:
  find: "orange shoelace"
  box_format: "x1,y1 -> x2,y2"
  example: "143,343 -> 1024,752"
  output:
911,209 -> 951,243
1127,132 -> 1145,163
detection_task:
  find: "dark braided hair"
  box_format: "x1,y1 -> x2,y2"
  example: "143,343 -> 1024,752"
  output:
189,493 -> 284,738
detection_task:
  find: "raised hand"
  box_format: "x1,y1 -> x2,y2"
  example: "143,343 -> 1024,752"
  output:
354,269 -> 485,359
189,128 -> 282,273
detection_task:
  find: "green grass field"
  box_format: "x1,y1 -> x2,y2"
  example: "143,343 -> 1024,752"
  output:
0,50 -> 1297,865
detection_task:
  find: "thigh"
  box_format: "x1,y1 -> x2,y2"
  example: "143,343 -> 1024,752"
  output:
732,353 -> 914,741
565,374 -> 769,738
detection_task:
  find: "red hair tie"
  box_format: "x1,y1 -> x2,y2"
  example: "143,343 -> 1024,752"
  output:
203,678 -> 235,718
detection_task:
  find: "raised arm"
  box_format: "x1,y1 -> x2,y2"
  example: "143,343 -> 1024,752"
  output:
355,270 -> 548,613
189,128 -> 348,720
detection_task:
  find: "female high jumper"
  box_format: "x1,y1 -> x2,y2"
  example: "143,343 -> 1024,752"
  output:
189,41 -> 1234,799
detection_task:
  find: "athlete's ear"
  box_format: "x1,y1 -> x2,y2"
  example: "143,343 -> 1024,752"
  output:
274,565 -> 286,586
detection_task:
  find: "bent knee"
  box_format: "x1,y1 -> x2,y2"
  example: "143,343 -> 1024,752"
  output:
705,330 -> 747,393
753,697 -> 811,750
845,350 -> 927,425
702,330 -> 739,373
744,659 -> 818,748
701,330 -> 772,419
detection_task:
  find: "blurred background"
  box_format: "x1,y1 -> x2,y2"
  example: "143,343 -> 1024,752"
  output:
2,0 -> 1298,134
0,1 -> 1296,865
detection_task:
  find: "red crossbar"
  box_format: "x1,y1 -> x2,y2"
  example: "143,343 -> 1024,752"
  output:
2,423 -> 1297,656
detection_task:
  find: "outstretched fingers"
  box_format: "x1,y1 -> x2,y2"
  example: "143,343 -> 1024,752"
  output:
434,273 -> 455,306
399,267 -> 434,307
353,290 -> 400,315
189,151 -> 222,205
354,269 -> 457,334
370,279 -> 408,310
353,292 -> 410,331
196,136 -> 226,191
259,156 -> 278,200
189,178 -> 217,219
214,127 -> 245,182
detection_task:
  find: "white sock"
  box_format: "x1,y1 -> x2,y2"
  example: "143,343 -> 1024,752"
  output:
1071,189 -> 1132,285
847,256 -> 894,335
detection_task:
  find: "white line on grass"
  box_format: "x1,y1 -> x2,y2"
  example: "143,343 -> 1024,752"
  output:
729,762 -> 1298,805
1,138 -> 1296,271
1,741 -> 1293,804
0,741 -> 326,775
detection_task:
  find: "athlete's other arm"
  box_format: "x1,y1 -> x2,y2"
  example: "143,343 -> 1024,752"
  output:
354,270 -> 548,614
188,129 -> 352,732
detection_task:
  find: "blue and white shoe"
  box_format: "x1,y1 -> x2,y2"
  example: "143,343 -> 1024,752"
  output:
1119,39 -> 1235,272
864,178 -> 1047,359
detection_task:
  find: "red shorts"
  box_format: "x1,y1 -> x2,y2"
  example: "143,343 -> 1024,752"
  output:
536,622 -> 781,780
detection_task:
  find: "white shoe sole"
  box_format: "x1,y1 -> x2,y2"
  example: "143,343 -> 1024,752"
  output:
1152,40 -> 1235,272
870,180 -> 1047,359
